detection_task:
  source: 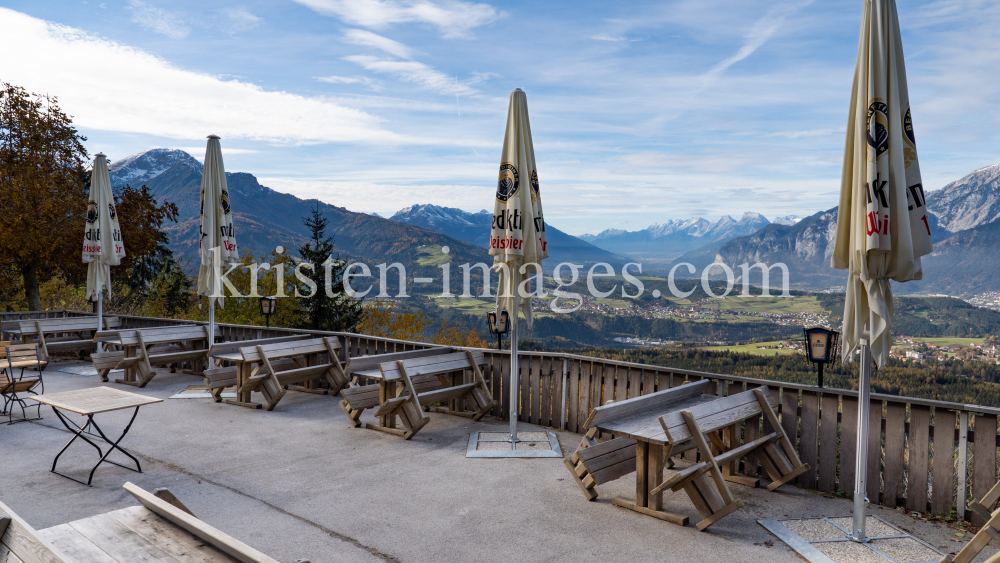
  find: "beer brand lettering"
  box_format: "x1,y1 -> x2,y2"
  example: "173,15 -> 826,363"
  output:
867,211 -> 889,237
533,215 -> 545,233
84,228 -> 100,242
490,235 -> 524,250
867,101 -> 889,157
492,208 -> 522,231
903,106 -> 915,145
220,188 -> 232,214
866,173 -> 889,208
86,202 -> 99,224
907,183 -> 926,211
82,244 -> 101,253
530,169 -> 539,195
108,203 -> 116,220
496,163 -> 519,202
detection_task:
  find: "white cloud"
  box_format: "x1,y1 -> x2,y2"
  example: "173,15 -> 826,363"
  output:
344,55 -> 478,96
175,147 -> 258,160
343,28 -> 413,58
293,0 -> 498,38
222,7 -> 262,33
591,34 -> 626,42
127,0 -> 190,39
0,8 -> 403,145
316,75 -> 384,91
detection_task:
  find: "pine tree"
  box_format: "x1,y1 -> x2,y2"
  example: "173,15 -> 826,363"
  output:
298,205 -> 363,332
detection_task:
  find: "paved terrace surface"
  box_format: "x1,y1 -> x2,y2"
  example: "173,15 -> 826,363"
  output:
0,360 -> 984,563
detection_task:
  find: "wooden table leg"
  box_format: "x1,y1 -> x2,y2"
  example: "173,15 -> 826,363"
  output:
612,441 -> 688,526
225,360 -> 261,409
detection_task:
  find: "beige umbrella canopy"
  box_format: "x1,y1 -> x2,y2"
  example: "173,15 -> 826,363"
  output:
831,0 -> 932,541
82,153 -> 125,329
196,136 -> 238,338
490,88 -> 548,441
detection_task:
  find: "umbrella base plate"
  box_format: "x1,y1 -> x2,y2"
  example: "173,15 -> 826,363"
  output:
465,431 -> 562,458
759,516 -> 942,563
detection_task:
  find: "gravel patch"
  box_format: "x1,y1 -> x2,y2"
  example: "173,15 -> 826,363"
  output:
814,541 -> 887,563
870,537 -> 940,562
829,516 -> 902,538
781,518 -> 847,541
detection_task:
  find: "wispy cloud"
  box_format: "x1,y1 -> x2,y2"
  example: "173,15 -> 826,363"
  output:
0,8 -> 402,145
293,0 -> 498,38
591,33 -> 626,42
222,7 -> 262,33
343,28 -> 413,58
344,55 -> 479,96
127,0 -> 190,39
316,74 -> 384,91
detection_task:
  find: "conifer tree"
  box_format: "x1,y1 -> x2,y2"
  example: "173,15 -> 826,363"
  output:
298,204 -> 363,331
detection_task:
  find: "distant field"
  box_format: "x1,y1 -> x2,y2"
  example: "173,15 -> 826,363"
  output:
698,295 -> 827,315
897,337 -> 986,347
416,245 -> 451,266
700,341 -> 800,356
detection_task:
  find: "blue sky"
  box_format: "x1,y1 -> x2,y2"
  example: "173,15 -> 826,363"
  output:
1,0 -> 998,235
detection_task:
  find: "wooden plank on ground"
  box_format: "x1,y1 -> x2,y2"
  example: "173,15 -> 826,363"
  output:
799,391 -> 819,488
35,524 -> 116,563
818,393 -> 839,493
907,405 -> 931,514
882,402 -> 907,508
973,414 -> 998,526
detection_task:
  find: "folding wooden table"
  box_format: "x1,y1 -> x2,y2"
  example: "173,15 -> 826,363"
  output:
31,387 -> 162,486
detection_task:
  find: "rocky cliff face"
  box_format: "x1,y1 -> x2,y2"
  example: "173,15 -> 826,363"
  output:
926,163 -> 1000,232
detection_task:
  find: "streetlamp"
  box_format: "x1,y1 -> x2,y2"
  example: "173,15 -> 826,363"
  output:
259,296 -> 277,328
803,326 -> 840,388
487,311 -> 509,351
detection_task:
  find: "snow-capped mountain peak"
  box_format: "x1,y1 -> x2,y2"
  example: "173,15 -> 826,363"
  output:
108,148 -> 199,186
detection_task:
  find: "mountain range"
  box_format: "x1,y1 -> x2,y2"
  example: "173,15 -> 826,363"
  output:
389,204 -> 628,267
688,162 -> 1000,296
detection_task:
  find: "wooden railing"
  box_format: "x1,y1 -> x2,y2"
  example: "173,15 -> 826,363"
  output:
19,310 -> 999,521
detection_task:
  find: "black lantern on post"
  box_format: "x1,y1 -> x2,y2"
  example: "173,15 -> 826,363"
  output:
259,296 -> 277,328
487,311 -> 510,350
803,326 -> 840,388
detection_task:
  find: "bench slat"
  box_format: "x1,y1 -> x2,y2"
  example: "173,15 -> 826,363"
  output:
660,388 -> 778,443
239,338 -> 341,362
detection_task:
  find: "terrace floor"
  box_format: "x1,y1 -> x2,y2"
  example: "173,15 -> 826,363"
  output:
0,359 -> 986,563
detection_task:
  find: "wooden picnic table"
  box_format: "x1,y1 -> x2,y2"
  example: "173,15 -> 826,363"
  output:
209,335 -> 332,409
30,387 -> 162,486
590,386 -> 720,525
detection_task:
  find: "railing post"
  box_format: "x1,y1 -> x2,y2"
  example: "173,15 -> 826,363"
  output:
958,411 -> 969,521
560,358 -> 569,430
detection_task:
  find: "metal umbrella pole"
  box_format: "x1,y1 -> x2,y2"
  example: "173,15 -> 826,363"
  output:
509,317 -> 519,443
851,336 -> 873,542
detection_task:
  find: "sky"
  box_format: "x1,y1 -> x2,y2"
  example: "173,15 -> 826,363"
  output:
1,0 -> 999,235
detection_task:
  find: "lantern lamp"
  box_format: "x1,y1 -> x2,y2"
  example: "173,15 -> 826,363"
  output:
259,296 -> 278,328
487,311 -> 510,350
803,326 -> 841,388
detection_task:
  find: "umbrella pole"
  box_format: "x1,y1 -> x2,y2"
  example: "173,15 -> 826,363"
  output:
96,294 -> 103,331
509,316 -> 519,443
208,297 -> 215,346
851,340 -> 873,542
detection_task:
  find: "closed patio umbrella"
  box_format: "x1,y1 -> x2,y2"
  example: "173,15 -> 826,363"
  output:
196,135 -> 238,343
490,88 -> 548,442
831,0 -> 933,541
82,153 -> 125,331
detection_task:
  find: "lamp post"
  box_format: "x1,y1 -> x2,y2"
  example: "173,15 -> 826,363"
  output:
803,326 -> 840,388
259,296 -> 277,328
487,311 -> 509,351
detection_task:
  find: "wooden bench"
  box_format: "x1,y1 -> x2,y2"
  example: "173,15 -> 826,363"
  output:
348,350 -> 494,440
1,498 -> 71,563
238,337 -> 349,411
568,382 -> 808,530
92,325 -> 190,382
101,325 -> 221,388
203,335 -> 310,402
339,347 -> 454,425
947,480 -> 1000,562
18,316 -> 120,361
31,482 -> 295,563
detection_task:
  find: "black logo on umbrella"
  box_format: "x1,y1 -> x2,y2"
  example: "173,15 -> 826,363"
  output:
530,169 -> 539,195
220,188 -> 231,214
496,163 -> 519,202
86,202 -> 99,224
867,101 -> 889,157
903,106 -> 915,146
108,203 -> 116,221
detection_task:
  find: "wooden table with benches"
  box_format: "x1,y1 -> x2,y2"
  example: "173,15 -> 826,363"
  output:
340,349 -> 495,440
228,337 -> 350,411
566,380 -> 808,530
94,325 -> 220,387
204,334 -> 310,407
13,316 -> 120,362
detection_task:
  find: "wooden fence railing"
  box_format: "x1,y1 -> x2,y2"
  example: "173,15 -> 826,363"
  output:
15,310 -> 1000,521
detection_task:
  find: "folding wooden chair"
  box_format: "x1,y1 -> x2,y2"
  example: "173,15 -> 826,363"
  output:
2,343 -> 46,424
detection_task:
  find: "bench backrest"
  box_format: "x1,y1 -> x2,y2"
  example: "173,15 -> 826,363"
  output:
0,500 -> 71,563
345,346 -> 451,375
379,350 -> 486,381
117,325 -> 218,346
209,334 -> 309,357
584,379 -> 711,429
659,386 -> 778,444
19,317 -> 120,335
240,337 -> 342,363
